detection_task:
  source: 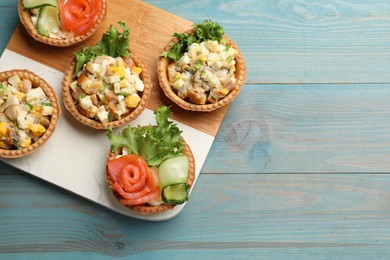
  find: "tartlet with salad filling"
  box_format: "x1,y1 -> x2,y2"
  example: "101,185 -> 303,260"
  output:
158,20 -> 247,112
62,22 -> 152,129
0,69 -> 60,158
18,0 -> 107,47
106,106 -> 195,214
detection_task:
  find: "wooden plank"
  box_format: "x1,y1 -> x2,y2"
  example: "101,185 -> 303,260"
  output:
147,0 -> 390,84
0,174 -> 389,258
203,83 -> 390,173
7,0 -> 230,137
0,3 -> 18,52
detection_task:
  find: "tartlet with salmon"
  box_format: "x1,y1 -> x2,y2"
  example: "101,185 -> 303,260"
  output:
62,22 -> 152,129
106,106 -> 195,214
18,0 -> 107,47
0,69 -> 60,158
158,20 -> 247,112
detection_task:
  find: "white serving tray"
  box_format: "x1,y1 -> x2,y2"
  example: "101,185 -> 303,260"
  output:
0,49 -> 214,221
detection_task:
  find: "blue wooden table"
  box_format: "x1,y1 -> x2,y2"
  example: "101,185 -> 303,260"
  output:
1,1 -> 390,259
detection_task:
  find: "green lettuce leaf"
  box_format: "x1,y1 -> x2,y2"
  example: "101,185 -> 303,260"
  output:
195,19 -> 224,42
74,21 -> 131,75
160,19 -> 225,62
74,46 -> 95,75
107,106 -> 184,167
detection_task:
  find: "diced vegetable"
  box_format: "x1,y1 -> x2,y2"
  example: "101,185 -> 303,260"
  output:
157,155 -> 189,189
162,183 -> 190,204
37,5 -> 60,37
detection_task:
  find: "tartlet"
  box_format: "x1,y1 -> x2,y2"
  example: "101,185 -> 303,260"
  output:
62,53 -> 152,129
105,106 -> 195,214
157,23 -> 247,112
0,69 -> 60,158
18,0 -> 107,47
107,139 -> 195,214
62,23 -> 152,130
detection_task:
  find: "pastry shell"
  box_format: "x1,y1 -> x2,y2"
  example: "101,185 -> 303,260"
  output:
157,29 -> 247,112
62,53 -> 152,130
18,0 -> 107,47
0,69 -> 61,158
106,138 -> 196,214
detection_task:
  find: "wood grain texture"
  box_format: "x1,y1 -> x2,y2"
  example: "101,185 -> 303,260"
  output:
203,83 -> 390,173
1,0 -> 390,258
0,174 -> 390,258
0,4 -> 18,52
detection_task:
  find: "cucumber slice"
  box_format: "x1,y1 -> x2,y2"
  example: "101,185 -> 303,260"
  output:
37,5 -> 60,37
23,0 -> 58,10
158,155 -> 189,189
162,183 -> 189,205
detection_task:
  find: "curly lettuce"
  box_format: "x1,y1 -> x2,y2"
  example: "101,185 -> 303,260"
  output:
161,19 -> 225,62
107,106 -> 184,167
74,21 -> 131,74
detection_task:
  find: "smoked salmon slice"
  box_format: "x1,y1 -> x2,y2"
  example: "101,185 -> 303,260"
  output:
107,154 -> 161,206
58,0 -> 103,36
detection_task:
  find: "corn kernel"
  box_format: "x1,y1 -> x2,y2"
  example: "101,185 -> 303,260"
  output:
174,72 -> 181,82
29,123 -> 46,137
110,65 -> 126,78
198,55 -> 207,62
21,137 -> 31,148
30,106 -> 43,117
131,66 -> 142,75
0,122 -> 7,136
125,95 -> 140,108
181,64 -> 190,70
219,88 -> 229,96
118,68 -> 125,78
118,62 -> 126,77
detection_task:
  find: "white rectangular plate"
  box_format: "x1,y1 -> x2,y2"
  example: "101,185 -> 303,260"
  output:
0,49 -> 214,221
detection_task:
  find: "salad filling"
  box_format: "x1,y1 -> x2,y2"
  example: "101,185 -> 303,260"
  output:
0,75 -> 54,150
70,55 -> 144,123
161,20 -> 239,105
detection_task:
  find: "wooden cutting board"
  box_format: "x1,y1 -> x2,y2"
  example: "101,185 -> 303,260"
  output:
8,0 -> 229,137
